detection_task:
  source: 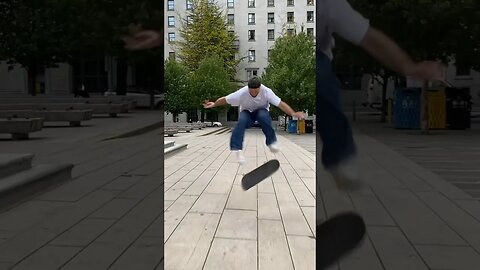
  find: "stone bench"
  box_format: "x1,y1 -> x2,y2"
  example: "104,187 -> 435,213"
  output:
0,97 -> 136,112
165,124 -> 192,133
0,118 -> 44,140
0,110 -> 93,127
0,103 -> 126,117
165,128 -> 178,137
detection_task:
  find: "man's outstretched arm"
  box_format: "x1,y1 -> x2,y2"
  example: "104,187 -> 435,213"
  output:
327,0 -> 444,82
360,27 -> 444,82
278,101 -> 305,119
203,97 -> 227,109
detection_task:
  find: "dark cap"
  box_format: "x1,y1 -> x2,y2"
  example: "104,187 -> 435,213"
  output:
248,77 -> 261,88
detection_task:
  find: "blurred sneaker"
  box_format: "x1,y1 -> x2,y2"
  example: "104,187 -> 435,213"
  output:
233,150 -> 245,165
268,142 -> 280,153
328,157 -> 363,191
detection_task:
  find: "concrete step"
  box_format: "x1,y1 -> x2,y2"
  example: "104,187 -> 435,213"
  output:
0,163 -> 73,210
165,143 -> 188,157
164,140 -> 175,149
0,153 -> 34,179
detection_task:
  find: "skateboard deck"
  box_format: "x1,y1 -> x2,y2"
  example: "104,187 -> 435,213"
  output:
317,212 -> 366,269
241,159 -> 280,191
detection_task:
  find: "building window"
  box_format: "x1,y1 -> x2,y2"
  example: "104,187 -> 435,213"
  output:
268,29 -> 274,40
307,0 -> 313,5
287,0 -> 294,6
168,32 -> 175,42
307,28 -> 314,37
267,13 -> 274,23
268,0 -> 274,7
227,14 -> 234,25
287,12 -> 294,23
168,16 -> 175,27
268,49 -> 272,59
167,0 -> 174,11
456,63 -> 471,76
287,28 -> 295,36
186,16 -> 193,25
248,30 -> 255,41
227,0 -> 234,8
248,50 -> 256,62
247,69 -> 258,80
186,0 -> 193,10
169,52 -> 176,60
248,0 -> 255,8
248,13 -> 255,24
307,11 -> 314,22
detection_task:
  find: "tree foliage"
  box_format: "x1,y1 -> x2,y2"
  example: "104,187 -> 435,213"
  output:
177,0 -> 239,79
165,59 -> 191,117
262,31 -> 316,114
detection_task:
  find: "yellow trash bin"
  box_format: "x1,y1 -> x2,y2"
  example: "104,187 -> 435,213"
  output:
297,119 -> 305,134
428,89 -> 446,129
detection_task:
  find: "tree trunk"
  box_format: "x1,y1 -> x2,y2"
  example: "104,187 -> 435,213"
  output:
201,109 -> 205,122
173,113 -> 178,123
116,56 -> 128,96
27,60 -> 38,96
380,73 -> 389,123
421,81 -> 429,134
27,67 -> 37,96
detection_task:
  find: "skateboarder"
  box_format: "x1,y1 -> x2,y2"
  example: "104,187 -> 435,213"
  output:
317,0 -> 446,190
203,77 -> 305,164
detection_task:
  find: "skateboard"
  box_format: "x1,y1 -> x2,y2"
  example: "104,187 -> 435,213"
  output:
317,212 -> 366,269
241,159 -> 280,191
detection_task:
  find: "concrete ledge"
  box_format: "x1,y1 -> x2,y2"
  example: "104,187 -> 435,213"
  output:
0,104 -> 125,117
0,163 -> 73,211
0,118 -> 44,139
0,153 -> 34,179
165,143 -> 188,156
0,110 -> 93,126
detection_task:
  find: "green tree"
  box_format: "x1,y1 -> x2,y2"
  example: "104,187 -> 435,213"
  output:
333,0 -> 480,121
190,55 -> 231,121
165,59 -> 190,122
0,0 -> 86,95
262,30 -> 316,116
177,0 -> 239,79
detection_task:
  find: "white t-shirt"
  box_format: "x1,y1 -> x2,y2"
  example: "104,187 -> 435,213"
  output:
317,0 -> 370,59
225,84 -> 281,112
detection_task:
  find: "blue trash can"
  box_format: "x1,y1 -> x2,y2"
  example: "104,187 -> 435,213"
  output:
394,88 -> 421,129
288,120 -> 297,133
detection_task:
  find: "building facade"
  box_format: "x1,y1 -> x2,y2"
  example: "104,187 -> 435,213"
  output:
164,0 -> 316,122
165,0 -> 316,83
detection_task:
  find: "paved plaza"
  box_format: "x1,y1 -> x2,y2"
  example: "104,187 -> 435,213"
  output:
0,111 -> 480,269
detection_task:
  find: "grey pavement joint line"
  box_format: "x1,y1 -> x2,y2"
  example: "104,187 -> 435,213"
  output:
364,153 -> 455,268
198,136 -> 247,270
365,144 -> 480,256
164,134 -> 236,244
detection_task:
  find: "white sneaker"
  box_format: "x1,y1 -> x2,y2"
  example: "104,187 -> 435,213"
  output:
328,156 -> 363,191
268,142 -> 280,153
233,150 -> 245,165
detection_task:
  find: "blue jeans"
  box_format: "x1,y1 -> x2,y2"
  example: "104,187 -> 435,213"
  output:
230,109 -> 277,150
316,52 -> 356,169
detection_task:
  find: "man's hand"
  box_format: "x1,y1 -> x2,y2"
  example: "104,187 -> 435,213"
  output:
361,28 -> 446,84
122,24 -> 162,50
293,112 -> 306,120
203,100 -> 215,109
406,61 -> 447,84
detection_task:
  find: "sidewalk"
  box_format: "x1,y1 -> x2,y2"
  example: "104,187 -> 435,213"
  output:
166,126 -> 480,270
0,118 -> 479,269
164,129 -> 316,270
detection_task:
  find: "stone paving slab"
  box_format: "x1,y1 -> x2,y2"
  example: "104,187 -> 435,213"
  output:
165,130 -> 316,270
0,114 -> 480,269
